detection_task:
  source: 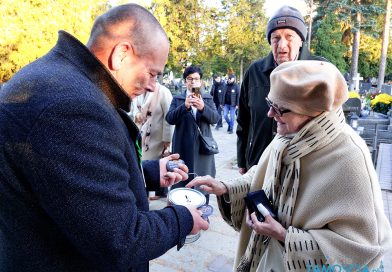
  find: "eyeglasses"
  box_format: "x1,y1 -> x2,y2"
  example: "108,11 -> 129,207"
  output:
265,97 -> 291,117
186,77 -> 201,82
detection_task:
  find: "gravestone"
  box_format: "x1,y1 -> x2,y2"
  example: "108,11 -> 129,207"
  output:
360,82 -> 372,94
381,84 -> 392,95
343,98 -> 361,116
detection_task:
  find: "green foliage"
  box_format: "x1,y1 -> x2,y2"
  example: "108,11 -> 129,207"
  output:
311,0 -> 390,79
222,0 -> 269,77
1,0 -> 391,84
314,13 -> 348,72
150,0 -> 269,79
0,0 -> 108,82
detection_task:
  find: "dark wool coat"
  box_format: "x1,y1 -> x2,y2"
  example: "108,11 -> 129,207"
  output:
0,31 -> 193,272
166,91 -> 220,187
236,48 -> 327,170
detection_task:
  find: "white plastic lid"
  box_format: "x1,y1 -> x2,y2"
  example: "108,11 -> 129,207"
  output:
168,188 -> 206,207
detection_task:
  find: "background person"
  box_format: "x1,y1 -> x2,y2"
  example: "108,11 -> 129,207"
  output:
132,82 -> 173,199
188,61 -> 392,271
210,73 -> 226,130
0,4 -> 208,272
223,74 -> 240,134
236,5 -> 326,175
166,66 -> 220,203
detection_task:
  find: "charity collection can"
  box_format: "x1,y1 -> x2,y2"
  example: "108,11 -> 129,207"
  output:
167,188 -> 206,243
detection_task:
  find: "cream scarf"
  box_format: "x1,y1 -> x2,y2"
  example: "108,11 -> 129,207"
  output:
138,85 -> 160,152
237,107 -> 346,271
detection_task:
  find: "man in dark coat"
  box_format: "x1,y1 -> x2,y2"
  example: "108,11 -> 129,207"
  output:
0,4 -> 208,272
236,5 -> 327,174
209,74 -> 226,129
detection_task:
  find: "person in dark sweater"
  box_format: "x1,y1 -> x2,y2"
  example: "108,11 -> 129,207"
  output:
236,5 -> 327,174
0,4 -> 208,272
223,74 -> 240,134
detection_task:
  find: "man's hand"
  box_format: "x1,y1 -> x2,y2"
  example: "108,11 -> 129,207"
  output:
159,153 -> 188,187
191,96 -> 205,111
239,167 -> 247,175
186,175 -> 227,196
185,205 -> 209,234
185,95 -> 193,109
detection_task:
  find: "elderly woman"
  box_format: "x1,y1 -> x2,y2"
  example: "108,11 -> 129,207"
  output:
188,61 -> 392,271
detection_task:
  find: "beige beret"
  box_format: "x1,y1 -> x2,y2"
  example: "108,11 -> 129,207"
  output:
268,60 -> 349,117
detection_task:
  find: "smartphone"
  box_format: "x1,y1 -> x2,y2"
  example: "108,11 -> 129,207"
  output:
191,87 -> 201,98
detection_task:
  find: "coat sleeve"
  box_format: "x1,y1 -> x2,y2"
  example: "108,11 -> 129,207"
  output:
165,96 -> 189,125
198,96 -> 220,124
235,84 -> 240,106
161,87 -> 173,143
236,69 -> 251,169
210,84 -> 215,96
25,98 -> 193,271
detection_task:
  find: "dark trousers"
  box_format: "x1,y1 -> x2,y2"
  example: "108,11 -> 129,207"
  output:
215,103 -> 223,127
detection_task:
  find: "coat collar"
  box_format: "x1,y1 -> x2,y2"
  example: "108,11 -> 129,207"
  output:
53,30 -> 131,111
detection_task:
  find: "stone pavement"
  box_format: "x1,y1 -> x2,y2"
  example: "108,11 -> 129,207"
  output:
150,123 -> 392,271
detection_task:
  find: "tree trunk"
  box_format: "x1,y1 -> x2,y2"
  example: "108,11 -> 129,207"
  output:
349,2 -> 361,91
307,0 -> 314,50
377,0 -> 391,90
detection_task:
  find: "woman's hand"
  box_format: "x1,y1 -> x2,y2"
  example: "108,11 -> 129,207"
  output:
246,209 -> 287,242
186,175 -> 227,196
159,153 -> 189,187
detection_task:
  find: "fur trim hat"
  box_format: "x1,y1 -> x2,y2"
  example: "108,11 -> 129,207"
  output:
266,5 -> 307,44
268,61 -> 349,117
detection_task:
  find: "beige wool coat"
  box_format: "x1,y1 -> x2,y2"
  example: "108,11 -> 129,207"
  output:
218,123 -> 392,271
131,84 -> 173,160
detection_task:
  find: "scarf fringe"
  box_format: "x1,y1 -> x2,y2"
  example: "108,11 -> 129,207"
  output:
236,255 -> 251,272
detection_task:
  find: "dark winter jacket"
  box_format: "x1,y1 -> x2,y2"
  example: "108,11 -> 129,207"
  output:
0,31 -> 193,272
166,91 -> 220,186
210,81 -> 226,106
236,48 -> 327,169
223,82 -> 240,107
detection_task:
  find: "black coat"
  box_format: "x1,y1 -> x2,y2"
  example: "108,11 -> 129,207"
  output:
0,31 -> 192,272
236,48 -> 327,169
223,82 -> 240,107
210,81 -> 226,106
166,91 -> 220,186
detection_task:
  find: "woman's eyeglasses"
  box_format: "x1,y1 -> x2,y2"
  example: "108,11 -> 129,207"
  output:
265,97 -> 291,117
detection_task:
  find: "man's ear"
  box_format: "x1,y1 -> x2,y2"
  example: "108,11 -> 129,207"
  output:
110,42 -> 132,71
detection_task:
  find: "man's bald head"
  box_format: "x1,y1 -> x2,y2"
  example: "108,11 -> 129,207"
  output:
86,4 -> 168,57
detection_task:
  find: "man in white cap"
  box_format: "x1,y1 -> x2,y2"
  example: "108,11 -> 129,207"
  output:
236,5 -> 327,174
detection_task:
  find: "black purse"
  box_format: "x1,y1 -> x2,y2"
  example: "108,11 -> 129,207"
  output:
192,116 -> 219,155
199,134 -> 219,155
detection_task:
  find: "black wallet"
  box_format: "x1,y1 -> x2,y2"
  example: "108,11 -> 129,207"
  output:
244,189 -> 276,222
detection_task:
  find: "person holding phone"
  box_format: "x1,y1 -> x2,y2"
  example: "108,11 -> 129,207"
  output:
187,61 -> 392,271
166,66 -> 220,203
